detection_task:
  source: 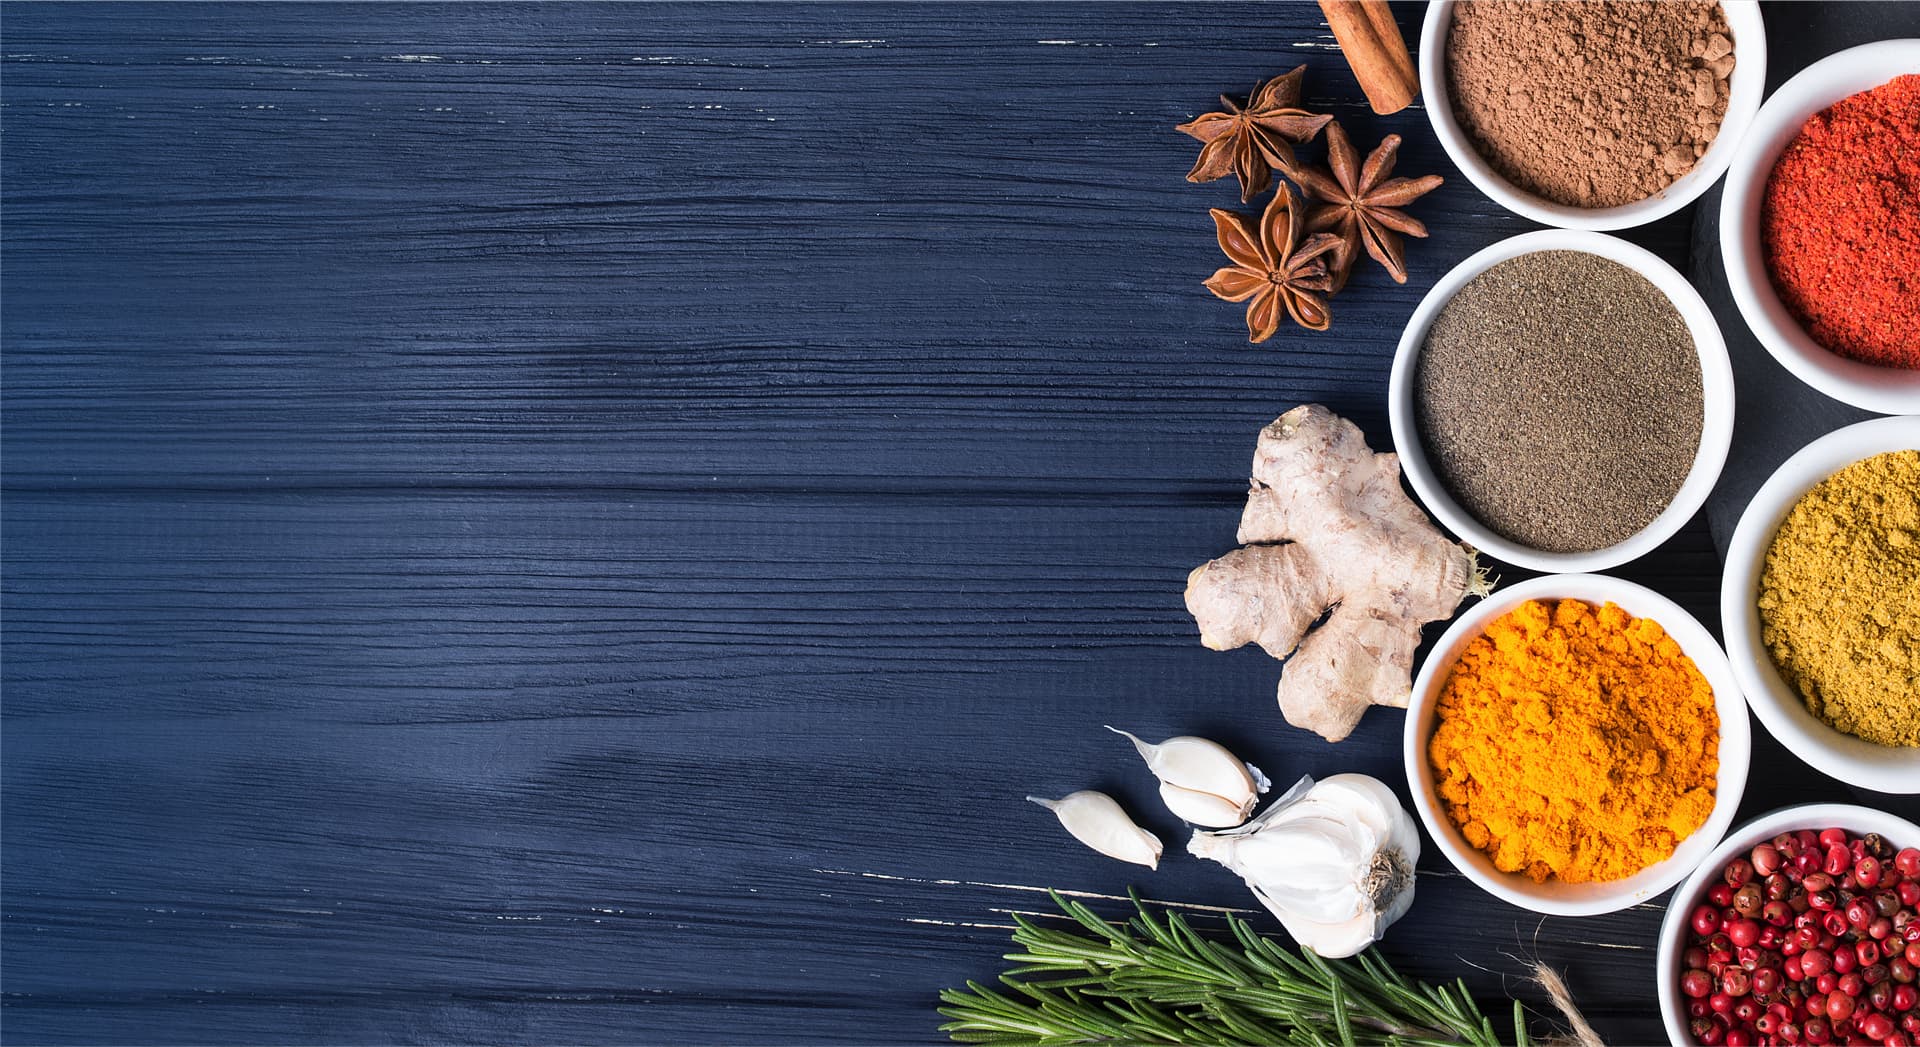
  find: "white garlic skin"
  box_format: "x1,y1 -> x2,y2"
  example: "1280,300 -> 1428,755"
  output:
1107,726 -> 1269,828
1188,772 -> 1420,958
1027,790 -> 1162,869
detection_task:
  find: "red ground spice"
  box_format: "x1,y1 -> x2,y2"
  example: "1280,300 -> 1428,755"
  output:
1760,74 -> 1920,369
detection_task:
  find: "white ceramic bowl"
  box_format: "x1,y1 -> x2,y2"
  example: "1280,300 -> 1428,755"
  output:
1720,416 -> 1920,793
1656,804 -> 1920,1046
1718,40 -> 1920,416
1404,574 -> 1752,916
1420,0 -> 1765,229
1389,230 -> 1735,573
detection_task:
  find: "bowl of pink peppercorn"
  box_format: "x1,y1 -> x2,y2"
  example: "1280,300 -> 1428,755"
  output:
1658,804 -> 1920,1046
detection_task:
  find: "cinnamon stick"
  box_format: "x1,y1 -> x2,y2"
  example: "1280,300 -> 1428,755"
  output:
1318,0 -> 1420,115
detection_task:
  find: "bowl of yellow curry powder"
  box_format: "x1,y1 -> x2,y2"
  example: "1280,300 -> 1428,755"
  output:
1403,573 -> 1751,915
1722,415 -> 1920,793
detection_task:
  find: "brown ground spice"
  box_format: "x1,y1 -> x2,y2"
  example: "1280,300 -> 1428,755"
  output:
1445,1 -> 1733,208
1758,450 -> 1920,748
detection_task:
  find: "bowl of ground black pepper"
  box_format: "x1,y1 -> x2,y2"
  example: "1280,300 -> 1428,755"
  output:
1719,40 -> 1920,416
1721,416 -> 1920,794
1389,230 -> 1734,573
1420,0 -> 1765,230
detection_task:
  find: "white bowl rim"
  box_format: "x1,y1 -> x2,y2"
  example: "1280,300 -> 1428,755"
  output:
1719,415 -> 1920,792
1654,803 -> 1920,1046
1389,229 -> 1735,573
1716,39 -> 1920,416
1420,0 -> 1767,230
1403,573 -> 1752,916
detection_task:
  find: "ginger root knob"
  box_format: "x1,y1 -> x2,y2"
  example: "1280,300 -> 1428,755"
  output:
1185,404 -> 1477,742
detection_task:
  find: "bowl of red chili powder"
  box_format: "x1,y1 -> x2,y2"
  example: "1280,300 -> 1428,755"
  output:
1720,40 -> 1920,415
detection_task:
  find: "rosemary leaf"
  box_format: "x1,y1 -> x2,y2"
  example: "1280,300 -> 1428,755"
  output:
1331,978 -> 1356,1047
936,891 -> 1529,1047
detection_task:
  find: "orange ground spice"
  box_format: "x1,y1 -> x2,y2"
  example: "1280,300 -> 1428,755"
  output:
1429,599 -> 1719,884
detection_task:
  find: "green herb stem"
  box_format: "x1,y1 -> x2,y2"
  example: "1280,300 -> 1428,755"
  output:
937,890 -> 1530,1047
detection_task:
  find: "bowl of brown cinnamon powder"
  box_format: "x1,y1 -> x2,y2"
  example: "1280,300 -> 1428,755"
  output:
1419,0 -> 1765,230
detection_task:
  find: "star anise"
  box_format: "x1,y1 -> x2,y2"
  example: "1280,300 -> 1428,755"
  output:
1293,122 -> 1443,292
1204,182 -> 1343,341
1177,66 -> 1334,203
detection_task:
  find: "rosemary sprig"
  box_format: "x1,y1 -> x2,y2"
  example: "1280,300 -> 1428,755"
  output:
937,890 -> 1530,1047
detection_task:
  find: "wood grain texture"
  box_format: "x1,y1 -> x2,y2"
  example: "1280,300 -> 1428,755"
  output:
4,4 -> 1916,1045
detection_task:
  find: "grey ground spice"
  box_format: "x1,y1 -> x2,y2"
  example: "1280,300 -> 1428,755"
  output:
1415,251 -> 1703,554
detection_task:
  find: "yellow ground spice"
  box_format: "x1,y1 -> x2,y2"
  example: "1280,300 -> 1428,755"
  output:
1429,599 -> 1718,884
1758,449 -> 1920,747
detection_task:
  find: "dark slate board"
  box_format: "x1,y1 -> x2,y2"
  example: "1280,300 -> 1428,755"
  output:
3,4 -> 1917,1045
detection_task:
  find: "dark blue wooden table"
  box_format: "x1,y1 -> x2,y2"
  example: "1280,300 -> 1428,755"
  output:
6,4 -> 1919,1043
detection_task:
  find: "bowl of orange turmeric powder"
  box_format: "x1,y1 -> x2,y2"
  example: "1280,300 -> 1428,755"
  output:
1403,573 -> 1752,915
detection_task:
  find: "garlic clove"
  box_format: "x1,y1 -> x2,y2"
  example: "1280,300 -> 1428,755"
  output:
1027,791 -> 1162,869
1193,810 -> 1371,924
1107,726 -> 1257,798
1157,780 -> 1256,828
1317,772 -> 1422,867
1270,907 -> 1382,961
1108,726 -> 1268,827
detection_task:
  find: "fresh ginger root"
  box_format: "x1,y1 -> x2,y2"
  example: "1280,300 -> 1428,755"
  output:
1185,405 -> 1483,742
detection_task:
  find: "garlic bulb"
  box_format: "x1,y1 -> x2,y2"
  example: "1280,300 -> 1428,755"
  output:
1028,791 -> 1162,869
1188,773 -> 1419,958
1107,726 -> 1270,828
